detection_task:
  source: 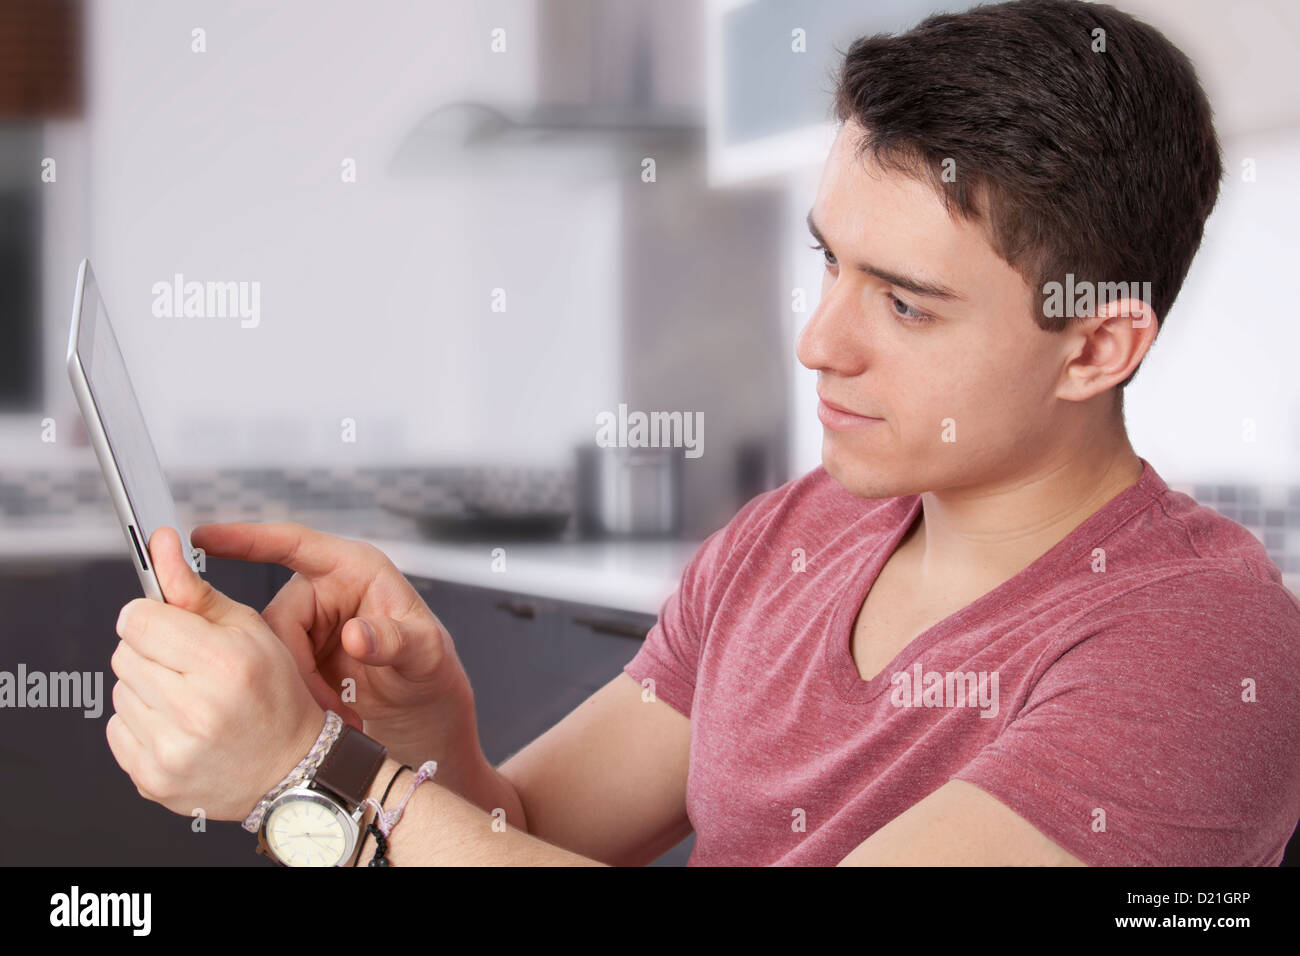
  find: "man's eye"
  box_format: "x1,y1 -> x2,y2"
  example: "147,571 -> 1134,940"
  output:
890,295 -> 934,324
809,242 -> 837,268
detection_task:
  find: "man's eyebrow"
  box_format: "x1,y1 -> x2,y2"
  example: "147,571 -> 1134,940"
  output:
806,209 -> 964,302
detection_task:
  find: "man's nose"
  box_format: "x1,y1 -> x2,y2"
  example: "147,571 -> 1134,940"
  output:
796,282 -> 865,374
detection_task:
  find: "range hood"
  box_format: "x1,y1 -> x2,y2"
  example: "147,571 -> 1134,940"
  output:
389,0 -> 704,178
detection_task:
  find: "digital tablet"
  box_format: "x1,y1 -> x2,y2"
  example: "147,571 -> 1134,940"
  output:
66,258 -> 196,602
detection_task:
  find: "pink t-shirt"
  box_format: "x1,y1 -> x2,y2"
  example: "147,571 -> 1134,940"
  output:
623,457 -> 1300,866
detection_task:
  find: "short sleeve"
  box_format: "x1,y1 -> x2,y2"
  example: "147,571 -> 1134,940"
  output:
623,490 -> 775,719
952,572 -> 1300,866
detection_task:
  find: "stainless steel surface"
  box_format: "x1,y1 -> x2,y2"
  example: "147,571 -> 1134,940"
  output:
576,444 -> 682,538
389,0 -> 703,177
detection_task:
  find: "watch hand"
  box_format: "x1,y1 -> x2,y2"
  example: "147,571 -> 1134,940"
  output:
301,835 -> 333,855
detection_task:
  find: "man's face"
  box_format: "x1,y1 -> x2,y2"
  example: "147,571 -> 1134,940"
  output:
798,120 -> 1073,500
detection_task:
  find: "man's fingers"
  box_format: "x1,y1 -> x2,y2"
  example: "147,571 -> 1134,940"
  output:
260,573 -> 364,728
148,525 -> 243,623
343,615 -> 445,682
300,667 -> 363,731
190,522 -> 346,578
262,572 -> 323,657
123,526 -> 259,672
105,713 -> 151,792
110,638 -> 184,711
117,595 -> 220,673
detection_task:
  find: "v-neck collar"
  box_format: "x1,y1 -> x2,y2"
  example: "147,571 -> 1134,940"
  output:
824,457 -> 1166,703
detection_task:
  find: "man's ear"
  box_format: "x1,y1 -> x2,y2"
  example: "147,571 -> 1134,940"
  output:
1059,296 -> 1159,401
1099,295 -> 1159,379
1107,295 -> 1158,332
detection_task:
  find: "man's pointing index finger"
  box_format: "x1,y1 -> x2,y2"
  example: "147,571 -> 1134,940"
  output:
190,521 -> 346,577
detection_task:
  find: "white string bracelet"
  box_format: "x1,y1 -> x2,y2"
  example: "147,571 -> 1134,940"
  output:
358,760 -> 438,866
241,710 -> 343,833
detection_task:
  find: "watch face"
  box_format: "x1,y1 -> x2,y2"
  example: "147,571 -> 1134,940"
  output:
264,791 -> 353,867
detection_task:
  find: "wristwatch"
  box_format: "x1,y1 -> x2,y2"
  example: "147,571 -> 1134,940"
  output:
255,724 -> 388,867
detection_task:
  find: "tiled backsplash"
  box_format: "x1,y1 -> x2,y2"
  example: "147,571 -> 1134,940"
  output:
0,467 -> 574,525
1163,480 -> 1300,575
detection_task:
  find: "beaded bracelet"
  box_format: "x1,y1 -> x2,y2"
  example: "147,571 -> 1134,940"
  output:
241,710 -> 343,833
352,763 -> 411,867
359,760 -> 438,866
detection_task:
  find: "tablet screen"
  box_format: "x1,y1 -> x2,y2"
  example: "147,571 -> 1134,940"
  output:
77,265 -> 193,572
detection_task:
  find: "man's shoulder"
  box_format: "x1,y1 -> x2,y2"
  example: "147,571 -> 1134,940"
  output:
1143,481 -> 1290,582
1088,476 -> 1300,626
1063,562 -> 1300,684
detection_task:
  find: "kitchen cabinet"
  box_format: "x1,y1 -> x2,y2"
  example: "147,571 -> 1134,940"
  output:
409,576 -> 696,867
0,554 -> 280,866
0,556 -> 696,866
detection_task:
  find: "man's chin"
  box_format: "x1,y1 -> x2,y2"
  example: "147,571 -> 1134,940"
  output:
822,445 -> 907,501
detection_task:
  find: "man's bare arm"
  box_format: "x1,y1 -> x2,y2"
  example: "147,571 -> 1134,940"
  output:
358,671 -> 693,866
352,753 -> 605,865
836,779 -> 1088,866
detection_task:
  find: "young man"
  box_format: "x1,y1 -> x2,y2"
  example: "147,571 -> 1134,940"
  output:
109,0 -> 1300,866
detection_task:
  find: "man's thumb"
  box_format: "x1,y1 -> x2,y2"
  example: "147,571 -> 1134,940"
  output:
344,615 -> 442,677
148,525 -> 239,620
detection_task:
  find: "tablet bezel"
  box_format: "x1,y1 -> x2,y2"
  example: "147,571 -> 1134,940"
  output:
66,257 -> 189,603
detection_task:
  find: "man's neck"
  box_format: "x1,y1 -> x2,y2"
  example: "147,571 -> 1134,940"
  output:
904,444 -> 1146,595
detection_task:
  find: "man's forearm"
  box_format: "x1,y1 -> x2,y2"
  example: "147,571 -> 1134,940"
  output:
352,755 -> 605,866
363,697 -> 527,830
440,749 -> 529,832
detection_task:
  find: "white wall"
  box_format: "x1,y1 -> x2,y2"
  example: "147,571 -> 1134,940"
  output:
1123,127 -> 1300,484
58,0 -> 619,469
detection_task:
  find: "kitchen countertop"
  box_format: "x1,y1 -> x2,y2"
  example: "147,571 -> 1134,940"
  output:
0,512 -> 700,616
366,536 -> 698,615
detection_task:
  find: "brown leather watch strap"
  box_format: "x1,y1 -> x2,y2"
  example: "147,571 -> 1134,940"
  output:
312,724 -> 388,812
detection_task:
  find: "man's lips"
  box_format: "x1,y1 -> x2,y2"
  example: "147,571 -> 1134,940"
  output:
817,393 -> 881,419
817,392 -> 884,432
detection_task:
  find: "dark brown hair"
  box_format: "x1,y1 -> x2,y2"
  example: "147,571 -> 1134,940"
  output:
832,0 -> 1223,390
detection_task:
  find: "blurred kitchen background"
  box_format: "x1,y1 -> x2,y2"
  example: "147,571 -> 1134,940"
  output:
1,0 -> 1298,866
